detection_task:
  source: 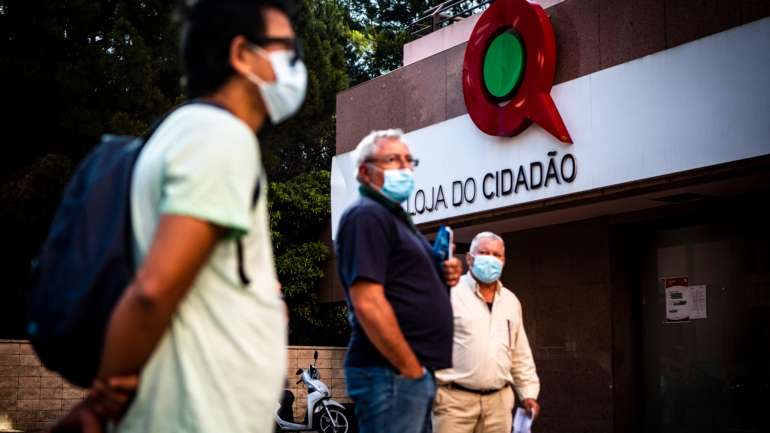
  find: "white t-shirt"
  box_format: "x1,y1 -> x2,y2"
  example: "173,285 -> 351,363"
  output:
116,104 -> 287,433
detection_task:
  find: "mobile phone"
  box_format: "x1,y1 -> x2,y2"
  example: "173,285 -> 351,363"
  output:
446,226 -> 454,256
433,225 -> 454,261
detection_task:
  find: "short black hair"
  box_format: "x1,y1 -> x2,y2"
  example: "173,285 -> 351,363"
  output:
178,0 -> 296,98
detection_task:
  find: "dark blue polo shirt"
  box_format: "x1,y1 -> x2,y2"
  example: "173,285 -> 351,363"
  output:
335,195 -> 453,370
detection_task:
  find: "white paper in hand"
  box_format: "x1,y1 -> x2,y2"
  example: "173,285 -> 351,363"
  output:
513,407 -> 534,433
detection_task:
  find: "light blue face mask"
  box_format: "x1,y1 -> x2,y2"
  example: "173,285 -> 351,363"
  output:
379,168 -> 415,203
246,48 -> 308,124
471,254 -> 503,284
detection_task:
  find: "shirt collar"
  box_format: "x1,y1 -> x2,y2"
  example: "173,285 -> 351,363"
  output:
463,272 -> 502,297
358,183 -> 416,232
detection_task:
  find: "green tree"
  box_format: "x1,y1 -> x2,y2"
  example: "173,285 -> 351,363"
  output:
0,154 -> 74,337
259,0 -> 352,345
0,0 -> 181,338
343,0 -> 434,84
260,0 -> 350,182
0,0 -> 353,342
0,0 -> 182,172
269,170 -> 349,345
344,0 -> 487,84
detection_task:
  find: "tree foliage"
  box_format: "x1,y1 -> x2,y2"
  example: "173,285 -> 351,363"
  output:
0,0 -> 355,343
0,0 -> 182,338
344,0 -> 486,84
260,0 -> 350,181
344,0 -> 433,84
0,0 -> 182,173
269,170 -> 349,345
0,0 -> 448,345
262,0 -> 351,345
0,155 -> 74,337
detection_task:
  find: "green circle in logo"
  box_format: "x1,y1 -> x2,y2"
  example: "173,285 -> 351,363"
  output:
483,31 -> 525,99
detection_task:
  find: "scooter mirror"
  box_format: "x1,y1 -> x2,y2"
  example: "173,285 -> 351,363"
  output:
296,368 -> 303,375
313,350 -> 318,361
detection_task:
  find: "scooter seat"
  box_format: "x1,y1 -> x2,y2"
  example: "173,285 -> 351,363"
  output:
277,389 -> 295,422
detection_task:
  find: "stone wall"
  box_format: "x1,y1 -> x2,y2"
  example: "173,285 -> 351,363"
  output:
0,340 -> 84,432
286,346 -> 350,423
0,341 -> 348,432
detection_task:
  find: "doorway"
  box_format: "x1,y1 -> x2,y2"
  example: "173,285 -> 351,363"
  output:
636,201 -> 770,432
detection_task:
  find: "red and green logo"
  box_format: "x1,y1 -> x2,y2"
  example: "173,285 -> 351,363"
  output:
463,0 -> 572,143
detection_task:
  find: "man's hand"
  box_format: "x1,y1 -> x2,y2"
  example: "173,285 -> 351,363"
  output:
47,376 -> 137,433
400,364 -> 425,380
86,375 -> 139,421
521,398 -> 540,420
442,256 -> 462,287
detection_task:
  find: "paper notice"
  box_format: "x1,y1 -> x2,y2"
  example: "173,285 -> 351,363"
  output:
664,277 -> 691,322
513,407 -> 533,433
689,285 -> 707,319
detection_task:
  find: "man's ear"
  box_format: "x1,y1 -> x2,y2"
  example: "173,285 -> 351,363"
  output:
229,35 -> 253,77
357,164 -> 369,184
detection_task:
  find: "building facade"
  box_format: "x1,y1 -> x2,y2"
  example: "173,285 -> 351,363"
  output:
329,1 -> 770,432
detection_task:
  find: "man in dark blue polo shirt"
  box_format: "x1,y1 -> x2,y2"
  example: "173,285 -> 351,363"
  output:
336,129 -> 462,433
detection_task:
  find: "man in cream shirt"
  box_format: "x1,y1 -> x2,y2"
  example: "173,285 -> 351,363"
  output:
434,232 -> 540,433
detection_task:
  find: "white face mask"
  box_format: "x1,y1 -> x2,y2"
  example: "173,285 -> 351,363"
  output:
245,46 -> 308,124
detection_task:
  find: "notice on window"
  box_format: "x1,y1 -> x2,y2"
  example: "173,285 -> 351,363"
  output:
689,285 -> 707,319
664,277 -> 691,322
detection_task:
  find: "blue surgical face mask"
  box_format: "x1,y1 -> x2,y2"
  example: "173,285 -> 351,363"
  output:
471,254 -> 503,284
246,47 -> 308,124
379,168 -> 415,203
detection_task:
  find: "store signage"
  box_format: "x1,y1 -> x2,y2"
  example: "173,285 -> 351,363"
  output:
330,18 -> 770,237
405,151 -> 576,216
463,0 -> 572,142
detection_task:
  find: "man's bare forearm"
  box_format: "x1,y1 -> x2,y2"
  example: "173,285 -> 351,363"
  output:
98,215 -> 222,378
350,281 -> 422,378
97,278 -> 178,378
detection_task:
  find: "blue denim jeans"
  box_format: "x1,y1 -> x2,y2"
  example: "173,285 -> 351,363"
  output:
346,366 -> 436,433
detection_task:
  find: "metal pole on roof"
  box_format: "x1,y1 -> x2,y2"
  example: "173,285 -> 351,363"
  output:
431,1 -> 450,32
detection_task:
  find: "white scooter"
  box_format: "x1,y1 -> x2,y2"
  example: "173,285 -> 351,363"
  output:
275,350 -> 350,433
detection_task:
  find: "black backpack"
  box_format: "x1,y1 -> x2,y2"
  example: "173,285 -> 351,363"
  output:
27,101 -> 257,387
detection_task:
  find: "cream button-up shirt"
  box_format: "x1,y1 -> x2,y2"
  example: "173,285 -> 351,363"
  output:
435,272 -> 540,400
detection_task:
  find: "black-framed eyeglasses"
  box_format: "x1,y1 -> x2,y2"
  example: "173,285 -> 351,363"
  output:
250,36 -> 303,65
366,154 -> 420,168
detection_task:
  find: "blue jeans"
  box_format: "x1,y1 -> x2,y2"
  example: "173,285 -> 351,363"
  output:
346,366 -> 436,433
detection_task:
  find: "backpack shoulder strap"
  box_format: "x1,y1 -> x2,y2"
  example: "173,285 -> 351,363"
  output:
236,176 -> 263,287
251,175 -> 262,209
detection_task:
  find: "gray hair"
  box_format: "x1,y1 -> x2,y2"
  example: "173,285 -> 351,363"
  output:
470,232 -> 504,254
354,129 -> 405,167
